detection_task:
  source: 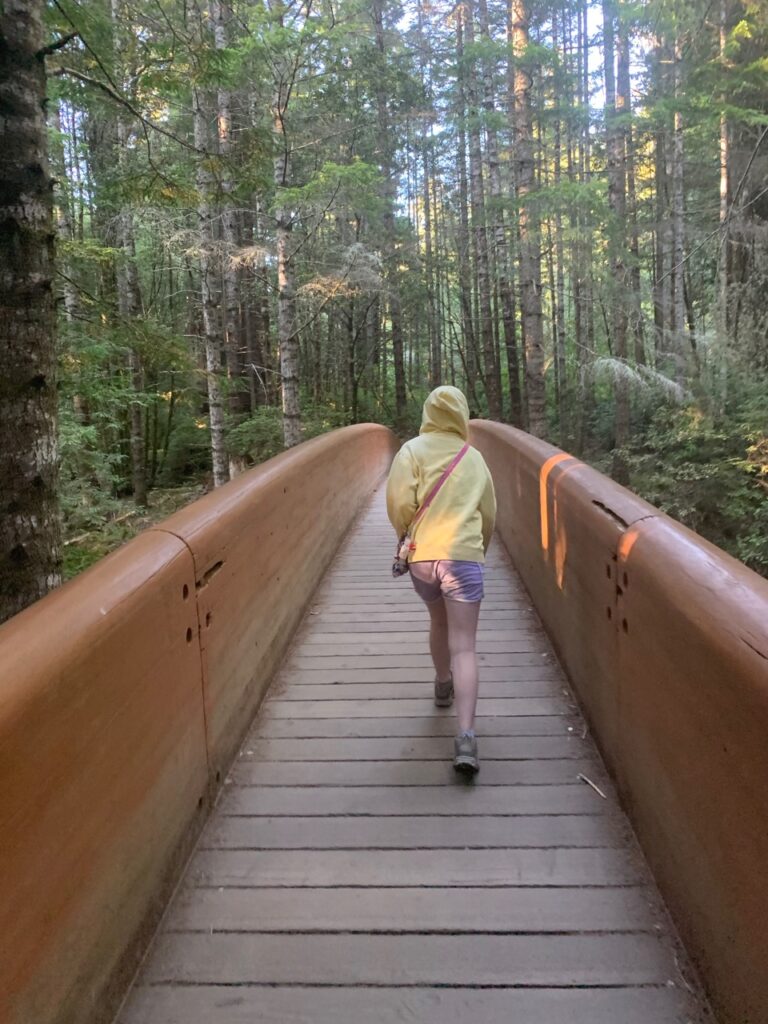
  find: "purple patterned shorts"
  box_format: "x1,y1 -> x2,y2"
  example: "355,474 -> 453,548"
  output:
409,560 -> 485,604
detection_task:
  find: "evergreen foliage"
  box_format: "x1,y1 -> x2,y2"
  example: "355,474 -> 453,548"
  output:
33,0 -> 768,578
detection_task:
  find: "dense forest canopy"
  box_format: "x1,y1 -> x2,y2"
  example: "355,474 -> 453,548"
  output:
1,0 -> 767,620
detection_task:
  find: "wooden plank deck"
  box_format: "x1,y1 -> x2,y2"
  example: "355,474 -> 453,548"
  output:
119,490 -> 711,1024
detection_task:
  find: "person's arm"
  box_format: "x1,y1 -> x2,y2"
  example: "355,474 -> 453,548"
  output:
386,445 -> 419,538
479,466 -> 497,554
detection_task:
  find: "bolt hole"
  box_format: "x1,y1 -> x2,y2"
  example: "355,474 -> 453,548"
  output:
182,584 -> 189,600
186,627 -> 193,643
206,612 -> 212,628
606,607 -> 612,620
622,619 -> 629,634
197,796 -> 204,809
215,770 -> 221,783
616,585 -> 623,597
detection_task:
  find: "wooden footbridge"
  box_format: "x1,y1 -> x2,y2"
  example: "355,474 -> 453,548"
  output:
1,424 -> 767,1024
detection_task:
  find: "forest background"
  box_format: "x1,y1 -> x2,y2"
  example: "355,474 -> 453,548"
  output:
1,0 -> 767,623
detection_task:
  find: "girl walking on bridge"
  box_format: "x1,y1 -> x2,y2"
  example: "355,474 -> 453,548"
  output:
386,386 -> 496,774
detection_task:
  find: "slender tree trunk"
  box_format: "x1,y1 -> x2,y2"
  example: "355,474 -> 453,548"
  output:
417,0 -> 440,386
116,219 -> 148,506
464,4 -> 501,419
372,0 -> 406,430
552,10 -> 567,441
671,34 -> 687,376
270,9 -> 303,449
618,20 -> 645,366
0,0 -> 62,621
193,83 -> 230,483
603,0 -> 630,483
653,124 -> 668,361
253,198 -> 272,405
455,12 -> 478,397
240,204 -> 260,411
111,0 -> 148,505
510,0 -> 546,437
717,0 -> 730,412
566,3 -> 585,418
53,105 -> 79,325
214,0 -> 248,451
422,140 -> 440,385
574,0 -> 595,454
477,0 -> 520,424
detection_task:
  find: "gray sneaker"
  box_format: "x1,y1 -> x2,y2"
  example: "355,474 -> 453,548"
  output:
434,674 -> 454,707
453,733 -> 479,775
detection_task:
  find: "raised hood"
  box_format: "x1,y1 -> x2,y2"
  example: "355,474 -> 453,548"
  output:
419,386 -> 470,440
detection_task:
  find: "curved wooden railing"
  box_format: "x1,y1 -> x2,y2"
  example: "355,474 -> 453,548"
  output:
0,424 -> 396,1024
471,422 -> 768,1024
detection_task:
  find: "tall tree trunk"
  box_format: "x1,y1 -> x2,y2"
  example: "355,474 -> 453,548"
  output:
552,9 -> 568,441
273,117 -> 301,448
455,11 -> 478,397
618,19 -> 645,366
53,105 -> 79,325
372,0 -> 407,430
422,139 -> 439,385
193,82 -> 230,484
417,0 -> 440,386
671,34 -> 687,376
271,5 -> 302,449
0,0 -> 62,621
112,0 -> 148,506
477,0 -> 520,424
464,3 -> 501,419
509,0 -> 546,437
253,198 -> 273,405
574,0 -> 595,453
603,0 -> 630,483
653,124 -> 668,361
214,0 -> 248,453
717,0 -> 730,412
115,183 -> 148,507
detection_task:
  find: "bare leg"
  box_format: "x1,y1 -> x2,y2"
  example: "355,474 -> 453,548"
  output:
445,599 -> 481,733
425,598 -> 451,683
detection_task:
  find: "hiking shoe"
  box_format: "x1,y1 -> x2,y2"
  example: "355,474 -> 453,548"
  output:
434,674 -> 454,707
453,733 -> 479,776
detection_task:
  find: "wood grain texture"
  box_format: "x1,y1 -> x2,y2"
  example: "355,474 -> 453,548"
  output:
165,884 -> 652,931
199,814 -> 623,850
233,735 -> 587,761
120,986 -> 696,1024
141,932 -> 675,986
229,756 -> 602,785
255,714 -> 574,737
187,847 -> 642,887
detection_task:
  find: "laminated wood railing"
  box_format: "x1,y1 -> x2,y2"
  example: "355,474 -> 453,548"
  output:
0,424 -> 396,1024
471,421 -> 768,1024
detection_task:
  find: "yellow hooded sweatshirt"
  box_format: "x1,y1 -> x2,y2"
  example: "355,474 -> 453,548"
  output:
386,386 -> 496,563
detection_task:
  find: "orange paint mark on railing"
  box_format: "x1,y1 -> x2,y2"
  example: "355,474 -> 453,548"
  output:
539,453 -> 573,552
618,525 -> 642,564
554,508 -> 568,590
552,462 -> 581,590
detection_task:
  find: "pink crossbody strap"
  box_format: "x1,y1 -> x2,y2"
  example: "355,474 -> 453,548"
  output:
411,443 -> 470,528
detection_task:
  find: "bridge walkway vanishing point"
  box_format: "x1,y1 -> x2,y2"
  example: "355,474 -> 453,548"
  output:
119,489 -> 711,1024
